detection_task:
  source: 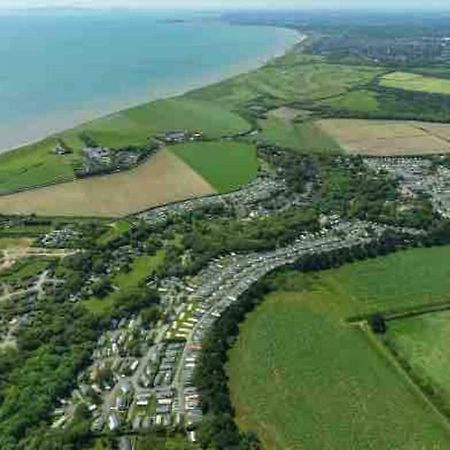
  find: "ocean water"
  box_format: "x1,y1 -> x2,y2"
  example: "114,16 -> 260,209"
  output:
0,10 -> 299,152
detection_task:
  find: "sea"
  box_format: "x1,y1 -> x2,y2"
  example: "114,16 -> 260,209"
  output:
0,9 -> 299,153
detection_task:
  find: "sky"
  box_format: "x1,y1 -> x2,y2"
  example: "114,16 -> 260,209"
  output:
0,0 -> 450,9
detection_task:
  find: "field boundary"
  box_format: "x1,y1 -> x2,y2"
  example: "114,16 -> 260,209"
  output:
359,322 -> 450,433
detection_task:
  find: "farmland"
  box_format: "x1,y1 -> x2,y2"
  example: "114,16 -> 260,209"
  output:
317,119 -> 450,156
0,97 -> 250,195
380,72 -> 450,95
229,246 -> 450,449
0,149 -> 215,217
387,311 -> 450,412
170,141 -> 258,193
0,137 -> 80,195
79,98 -> 251,148
258,116 -> 341,154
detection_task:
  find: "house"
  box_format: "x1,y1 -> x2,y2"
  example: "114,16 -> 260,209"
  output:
54,142 -> 70,155
163,131 -> 188,143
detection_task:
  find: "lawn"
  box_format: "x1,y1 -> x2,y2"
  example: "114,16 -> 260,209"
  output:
258,117 -> 342,153
380,71 -> 450,95
170,141 -> 258,192
387,310 -> 450,411
228,246 -> 450,449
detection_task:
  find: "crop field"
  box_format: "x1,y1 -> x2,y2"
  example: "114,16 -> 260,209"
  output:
317,119 -> 450,155
258,117 -> 342,153
0,97 -> 249,194
170,141 -> 258,192
380,72 -> 450,95
387,311 -> 450,411
229,246 -> 450,449
0,149 -> 215,217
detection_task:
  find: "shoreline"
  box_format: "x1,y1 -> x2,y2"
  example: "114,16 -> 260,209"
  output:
0,25 -> 304,155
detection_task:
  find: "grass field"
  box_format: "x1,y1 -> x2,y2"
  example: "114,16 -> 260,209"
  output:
0,149 -> 215,217
322,89 -> 380,114
170,141 -> 258,192
0,97 -> 250,194
317,118 -> 450,155
79,97 -> 251,148
258,117 -> 342,153
190,54 -> 382,112
380,72 -> 450,95
0,238 -> 33,250
229,246 -> 450,449
114,251 -> 165,289
387,311 -> 450,411
0,137 -> 79,194
97,220 -> 132,245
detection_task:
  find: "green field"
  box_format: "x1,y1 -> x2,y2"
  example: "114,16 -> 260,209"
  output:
114,251 -> 165,289
323,89 -> 380,114
387,311 -> 450,411
258,117 -> 342,153
97,220 -> 132,245
170,141 -> 258,192
229,246 -> 450,449
0,138 -> 79,194
380,72 -> 450,95
0,97 -> 250,194
189,54 -> 381,113
80,97 -> 250,147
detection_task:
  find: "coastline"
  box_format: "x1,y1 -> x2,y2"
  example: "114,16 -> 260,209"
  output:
0,25 -> 304,155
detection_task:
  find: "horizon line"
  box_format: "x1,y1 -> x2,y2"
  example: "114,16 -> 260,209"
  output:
2,5 -> 450,12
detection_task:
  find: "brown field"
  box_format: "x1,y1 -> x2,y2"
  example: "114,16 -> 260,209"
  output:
0,149 -> 216,218
317,119 -> 450,156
